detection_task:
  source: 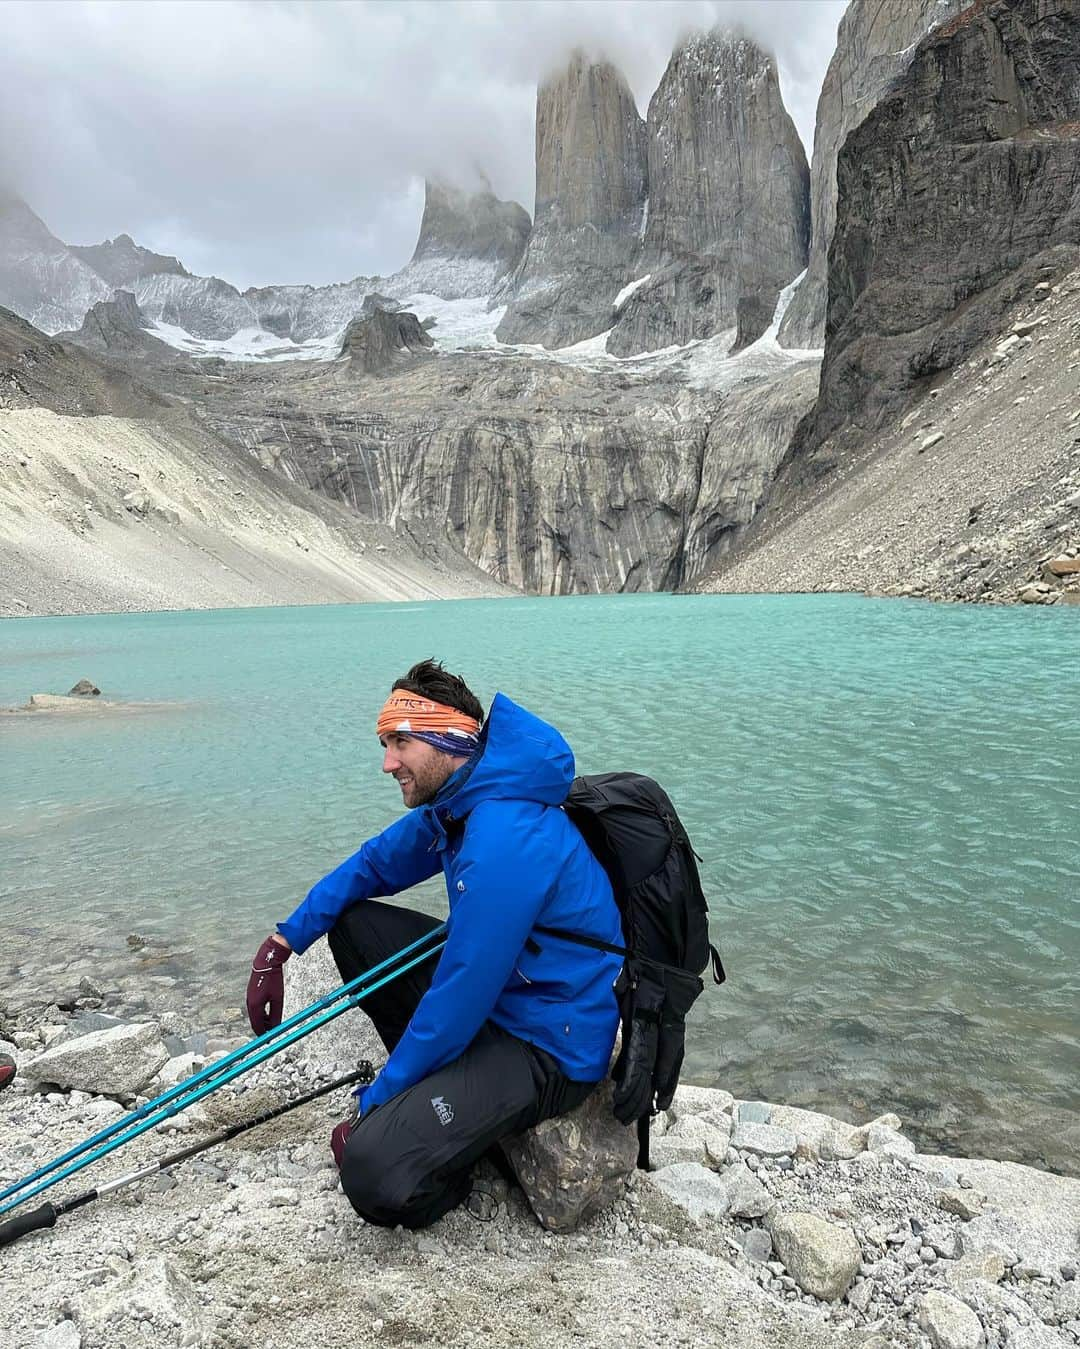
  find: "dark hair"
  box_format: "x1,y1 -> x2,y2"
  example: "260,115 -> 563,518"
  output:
392,659 -> 484,725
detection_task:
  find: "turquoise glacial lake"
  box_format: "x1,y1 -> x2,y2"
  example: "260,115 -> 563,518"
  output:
1,594 -> 1077,1171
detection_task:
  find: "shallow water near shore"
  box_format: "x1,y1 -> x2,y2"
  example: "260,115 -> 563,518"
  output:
1,593 -> 1078,1172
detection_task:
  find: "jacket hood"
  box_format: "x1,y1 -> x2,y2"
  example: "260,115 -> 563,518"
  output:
438,693 -> 574,818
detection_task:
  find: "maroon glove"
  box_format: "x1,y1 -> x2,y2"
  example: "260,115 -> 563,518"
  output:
246,935 -> 291,1034
330,1118 -> 352,1169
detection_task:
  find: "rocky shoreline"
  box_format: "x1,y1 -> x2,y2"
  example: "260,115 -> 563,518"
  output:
2,943 -> 1078,1349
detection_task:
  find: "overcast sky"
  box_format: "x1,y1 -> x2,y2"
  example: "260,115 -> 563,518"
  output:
1,0 -> 848,290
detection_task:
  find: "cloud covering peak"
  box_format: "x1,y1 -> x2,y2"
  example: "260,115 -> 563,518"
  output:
0,0 -> 846,289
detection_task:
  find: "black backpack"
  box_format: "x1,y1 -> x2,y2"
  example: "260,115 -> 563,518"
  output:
537,772 -> 725,1161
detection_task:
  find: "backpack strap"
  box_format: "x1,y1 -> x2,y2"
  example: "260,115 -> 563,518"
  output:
535,924 -> 718,986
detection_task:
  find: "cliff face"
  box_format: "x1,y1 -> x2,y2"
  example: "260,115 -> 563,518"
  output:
0,194 -> 112,334
608,33 -> 809,357
811,0 -> 1080,448
777,0 -> 965,350
68,234 -> 189,288
182,344 -> 817,595
495,53 -> 647,348
392,179 -> 530,300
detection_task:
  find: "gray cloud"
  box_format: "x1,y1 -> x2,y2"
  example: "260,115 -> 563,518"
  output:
1,0 -> 846,289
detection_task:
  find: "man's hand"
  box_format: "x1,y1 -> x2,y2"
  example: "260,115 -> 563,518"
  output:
246,934 -> 291,1034
330,1117 -> 352,1168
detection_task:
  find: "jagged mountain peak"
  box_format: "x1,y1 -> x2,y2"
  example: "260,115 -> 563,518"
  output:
408,177 -> 529,270
69,233 -> 190,287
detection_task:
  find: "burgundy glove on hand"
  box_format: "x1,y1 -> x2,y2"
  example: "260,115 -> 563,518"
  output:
246,936 -> 291,1034
330,1118 -> 352,1169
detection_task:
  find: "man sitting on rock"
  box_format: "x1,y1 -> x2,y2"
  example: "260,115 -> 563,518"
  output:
245,659 -> 623,1229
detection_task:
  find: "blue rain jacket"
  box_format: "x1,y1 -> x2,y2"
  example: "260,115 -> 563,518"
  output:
277,693 -> 623,1113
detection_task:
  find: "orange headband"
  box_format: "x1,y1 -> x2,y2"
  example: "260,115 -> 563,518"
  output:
376,689 -> 481,742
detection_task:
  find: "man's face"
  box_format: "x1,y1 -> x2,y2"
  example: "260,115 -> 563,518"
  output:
381,732 -> 458,808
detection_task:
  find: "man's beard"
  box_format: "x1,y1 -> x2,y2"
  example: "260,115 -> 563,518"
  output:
397,753 -> 452,808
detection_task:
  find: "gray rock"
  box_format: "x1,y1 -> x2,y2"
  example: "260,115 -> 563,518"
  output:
1005,1328 -> 1073,1349
717,1162 -> 774,1219
646,1161 -> 732,1223
338,310 -> 433,375
865,1124 -> 916,1158
649,1133 -> 712,1170
496,52 -> 646,348
846,1278 -> 874,1314
608,30 -> 808,357
769,1212 -> 862,1301
23,1022 -> 169,1096
393,178 -> 530,300
731,1121 -> 798,1158
809,0 -> 1080,450
766,1104 -> 864,1161
736,1101 -> 772,1125
917,1289 -> 984,1349
502,1076 -> 637,1233
68,679 -> 100,696
739,1227 -> 774,1263
778,0 -> 964,348
938,1188 -> 985,1220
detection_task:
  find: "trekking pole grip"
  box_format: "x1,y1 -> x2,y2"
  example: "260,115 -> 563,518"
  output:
0,1202 -> 57,1248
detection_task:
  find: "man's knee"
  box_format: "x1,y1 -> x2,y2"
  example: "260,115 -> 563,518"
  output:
339,1123 -> 468,1230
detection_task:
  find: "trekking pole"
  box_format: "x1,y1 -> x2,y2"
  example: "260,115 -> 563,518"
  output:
0,1064 -> 374,1250
0,928 -> 446,1217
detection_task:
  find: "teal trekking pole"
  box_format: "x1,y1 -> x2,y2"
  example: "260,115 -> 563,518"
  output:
0,1064 -> 375,1250
0,924 -> 446,1218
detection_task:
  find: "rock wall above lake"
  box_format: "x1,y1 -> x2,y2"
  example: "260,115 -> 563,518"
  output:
777,0 -> 964,351
811,0 -> 1080,447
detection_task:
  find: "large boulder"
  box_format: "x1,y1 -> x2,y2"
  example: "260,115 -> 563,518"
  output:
502,1076 -> 637,1232
23,1022 -> 169,1097
338,309 -> 434,374
768,1211 -> 862,1301
917,1289 -> 985,1349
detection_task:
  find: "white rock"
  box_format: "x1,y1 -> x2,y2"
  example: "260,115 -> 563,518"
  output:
23,1023 -> 169,1096
767,1104 -> 863,1161
768,1212 -> 861,1301
865,1123 -> 916,1157
917,1289 -> 984,1349
668,1084 -> 735,1118
31,1323 -> 81,1349
152,1052 -> 205,1091
647,1162 -> 732,1223
731,1121 -> 798,1158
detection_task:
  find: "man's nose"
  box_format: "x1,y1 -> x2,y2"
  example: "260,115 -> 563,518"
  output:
382,746 -> 400,773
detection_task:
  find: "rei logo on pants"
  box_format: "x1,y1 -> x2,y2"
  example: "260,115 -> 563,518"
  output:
430,1095 -> 454,1127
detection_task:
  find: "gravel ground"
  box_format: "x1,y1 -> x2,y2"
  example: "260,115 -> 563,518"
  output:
2,949 -> 1078,1349
0,407 -> 504,619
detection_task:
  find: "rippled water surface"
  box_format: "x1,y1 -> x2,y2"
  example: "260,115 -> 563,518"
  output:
2,595 -> 1077,1170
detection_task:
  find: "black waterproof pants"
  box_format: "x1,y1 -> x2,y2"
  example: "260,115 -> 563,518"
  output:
327,900 -> 598,1229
